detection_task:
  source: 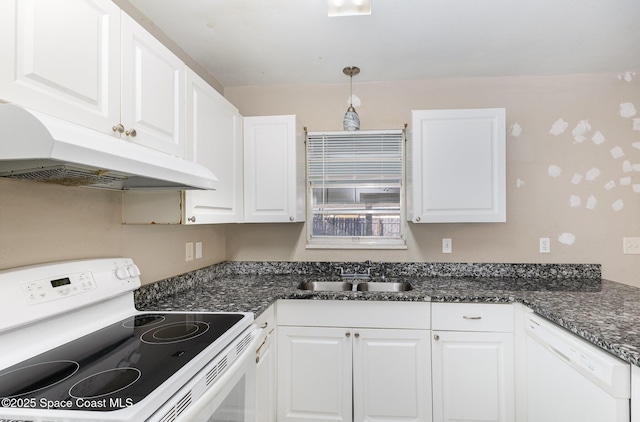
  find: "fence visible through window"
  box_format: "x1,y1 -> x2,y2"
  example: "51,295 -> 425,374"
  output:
306,130 -> 405,247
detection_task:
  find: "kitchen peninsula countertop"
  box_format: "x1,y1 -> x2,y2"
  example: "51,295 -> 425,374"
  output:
135,261 -> 640,367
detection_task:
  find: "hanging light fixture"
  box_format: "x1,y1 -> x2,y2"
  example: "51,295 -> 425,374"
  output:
343,66 -> 360,131
327,0 -> 372,17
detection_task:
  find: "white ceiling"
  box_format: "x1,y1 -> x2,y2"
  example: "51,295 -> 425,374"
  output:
127,0 -> 640,88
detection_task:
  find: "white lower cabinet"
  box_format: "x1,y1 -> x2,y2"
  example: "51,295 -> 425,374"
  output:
431,303 -> 515,422
277,326 -> 352,421
353,329 -> 431,421
255,305 -> 277,422
276,300 -> 432,422
632,365 -> 640,422
278,326 -> 431,422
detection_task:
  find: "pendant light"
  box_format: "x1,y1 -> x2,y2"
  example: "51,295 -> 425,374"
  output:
342,66 -> 360,131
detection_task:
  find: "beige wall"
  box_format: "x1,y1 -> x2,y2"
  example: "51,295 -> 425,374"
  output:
225,72 -> 640,286
2,72 -> 639,287
0,178 -> 227,284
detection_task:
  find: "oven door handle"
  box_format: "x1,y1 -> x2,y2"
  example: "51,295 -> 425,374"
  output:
172,326 -> 262,422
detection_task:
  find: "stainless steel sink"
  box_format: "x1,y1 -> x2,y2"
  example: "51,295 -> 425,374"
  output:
297,281 -> 412,292
297,281 -> 354,291
356,282 -> 412,292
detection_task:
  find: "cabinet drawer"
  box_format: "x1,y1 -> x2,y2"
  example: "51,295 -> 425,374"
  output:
431,303 -> 513,332
277,300 -> 430,329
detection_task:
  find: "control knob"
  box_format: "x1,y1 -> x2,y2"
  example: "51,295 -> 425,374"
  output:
115,267 -> 129,280
127,265 -> 141,277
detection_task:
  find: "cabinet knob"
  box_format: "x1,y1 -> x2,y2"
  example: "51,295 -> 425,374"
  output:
125,128 -> 137,137
112,124 -> 124,134
415,216 -> 421,222
345,332 -> 351,337
188,216 -> 196,223
354,333 -> 360,338
289,216 -> 294,221
434,334 -> 440,341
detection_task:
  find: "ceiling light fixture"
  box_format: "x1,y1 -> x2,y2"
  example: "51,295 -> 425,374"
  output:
343,66 -> 360,132
327,0 -> 371,17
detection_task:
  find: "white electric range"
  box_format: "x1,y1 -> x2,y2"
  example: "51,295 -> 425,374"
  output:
0,258 -> 260,422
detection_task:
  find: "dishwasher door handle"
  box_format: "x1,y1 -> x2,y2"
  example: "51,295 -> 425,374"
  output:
546,343 -> 572,364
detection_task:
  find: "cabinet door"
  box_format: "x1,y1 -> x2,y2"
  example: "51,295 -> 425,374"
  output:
184,69 -> 243,224
432,331 -> 515,422
353,329 -> 432,422
277,326 -> 352,422
409,108 -> 506,223
243,115 -> 305,223
0,0 -> 121,132
255,307 -> 277,422
120,11 -> 185,157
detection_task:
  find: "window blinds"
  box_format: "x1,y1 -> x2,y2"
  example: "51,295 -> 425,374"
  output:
307,130 -> 404,184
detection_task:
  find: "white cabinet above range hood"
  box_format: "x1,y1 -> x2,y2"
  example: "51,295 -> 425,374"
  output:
0,104 -> 218,190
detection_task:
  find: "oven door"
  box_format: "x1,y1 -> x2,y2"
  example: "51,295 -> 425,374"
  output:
150,326 -> 261,422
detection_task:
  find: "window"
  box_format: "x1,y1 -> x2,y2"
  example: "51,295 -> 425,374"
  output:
306,130 -> 406,249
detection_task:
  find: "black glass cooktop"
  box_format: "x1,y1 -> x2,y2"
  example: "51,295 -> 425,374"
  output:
0,312 -> 244,411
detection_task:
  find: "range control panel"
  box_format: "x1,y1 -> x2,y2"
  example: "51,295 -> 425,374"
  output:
0,258 -> 142,334
21,271 -> 97,304
19,261 -> 141,305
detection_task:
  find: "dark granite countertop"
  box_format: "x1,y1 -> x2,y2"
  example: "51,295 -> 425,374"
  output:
135,261 -> 640,368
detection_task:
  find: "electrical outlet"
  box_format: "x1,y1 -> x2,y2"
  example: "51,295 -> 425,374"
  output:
623,237 -> 640,254
442,238 -> 452,254
186,242 -> 194,262
195,241 -> 203,259
539,238 -> 551,254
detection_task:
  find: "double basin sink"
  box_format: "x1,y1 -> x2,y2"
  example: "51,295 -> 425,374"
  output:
298,280 -> 412,292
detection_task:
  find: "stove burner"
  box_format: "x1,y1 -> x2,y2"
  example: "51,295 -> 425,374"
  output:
69,367 -> 141,399
0,360 -> 79,398
141,321 -> 210,344
122,314 -> 166,328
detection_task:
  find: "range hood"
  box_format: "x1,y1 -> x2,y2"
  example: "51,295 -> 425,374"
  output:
0,104 -> 218,190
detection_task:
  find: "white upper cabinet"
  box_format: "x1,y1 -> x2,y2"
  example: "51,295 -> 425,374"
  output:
183,68 -> 243,224
243,115 -> 306,223
122,69 -> 243,225
408,108 -> 506,223
0,0 -> 121,131
0,0 -> 186,158
120,12 -> 185,158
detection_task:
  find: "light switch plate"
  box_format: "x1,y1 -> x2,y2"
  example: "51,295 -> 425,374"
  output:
186,242 -> 194,261
442,238 -> 452,254
195,241 -> 203,259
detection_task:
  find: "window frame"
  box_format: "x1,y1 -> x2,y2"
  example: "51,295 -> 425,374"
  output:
305,129 -> 407,250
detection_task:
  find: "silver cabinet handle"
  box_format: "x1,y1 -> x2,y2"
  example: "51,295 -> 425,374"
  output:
463,316 -> 482,320
125,128 -> 137,137
415,216 -> 421,222
289,216 -> 294,221
434,334 -> 440,341
112,124 -> 124,133
187,216 -> 196,223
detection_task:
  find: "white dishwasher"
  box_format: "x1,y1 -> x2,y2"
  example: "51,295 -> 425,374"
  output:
525,313 -> 630,422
